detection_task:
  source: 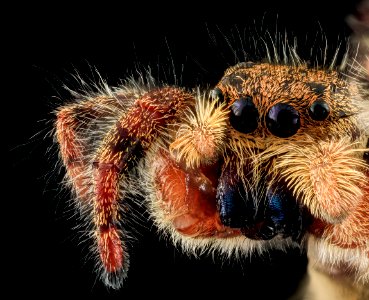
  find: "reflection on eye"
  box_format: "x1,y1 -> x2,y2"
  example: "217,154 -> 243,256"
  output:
266,103 -> 300,138
230,97 -> 259,134
309,100 -> 330,121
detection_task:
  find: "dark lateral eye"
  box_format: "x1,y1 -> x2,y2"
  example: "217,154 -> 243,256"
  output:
266,103 -> 300,138
210,87 -> 225,103
309,100 -> 330,121
230,97 -> 259,134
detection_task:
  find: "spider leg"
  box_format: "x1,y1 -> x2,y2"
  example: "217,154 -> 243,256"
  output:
55,95 -> 124,202
91,87 -> 193,287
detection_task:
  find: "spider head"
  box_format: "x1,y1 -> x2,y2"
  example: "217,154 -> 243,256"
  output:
154,62 -> 367,253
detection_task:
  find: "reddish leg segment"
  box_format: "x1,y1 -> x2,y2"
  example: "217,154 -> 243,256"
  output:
56,105 -> 88,199
92,88 -> 193,282
56,96 -> 122,201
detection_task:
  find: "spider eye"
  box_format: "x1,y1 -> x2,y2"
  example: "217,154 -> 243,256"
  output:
309,100 -> 330,121
266,103 -> 300,138
210,87 -> 225,103
230,97 -> 259,134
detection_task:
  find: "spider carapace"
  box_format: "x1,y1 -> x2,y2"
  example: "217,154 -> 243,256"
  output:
55,57 -> 369,289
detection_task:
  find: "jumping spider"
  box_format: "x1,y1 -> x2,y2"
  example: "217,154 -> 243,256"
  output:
54,4 -> 369,293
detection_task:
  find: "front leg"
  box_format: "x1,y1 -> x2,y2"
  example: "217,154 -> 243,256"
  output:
91,87 -> 193,287
55,95 -> 120,202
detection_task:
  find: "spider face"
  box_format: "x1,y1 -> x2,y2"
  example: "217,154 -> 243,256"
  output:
152,62 -> 366,253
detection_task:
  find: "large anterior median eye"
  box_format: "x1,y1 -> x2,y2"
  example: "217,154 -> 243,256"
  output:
230,97 -> 259,133
266,103 -> 300,138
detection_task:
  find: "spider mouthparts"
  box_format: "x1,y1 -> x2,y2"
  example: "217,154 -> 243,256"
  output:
216,167 -> 310,241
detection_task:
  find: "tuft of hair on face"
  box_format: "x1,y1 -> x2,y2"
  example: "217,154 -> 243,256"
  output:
169,92 -> 228,168
270,136 -> 368,224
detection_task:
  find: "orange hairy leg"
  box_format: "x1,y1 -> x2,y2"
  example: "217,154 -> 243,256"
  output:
92,88 -> 193,280
56,96 -> 123,201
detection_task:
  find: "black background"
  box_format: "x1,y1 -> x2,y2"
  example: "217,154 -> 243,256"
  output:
7,0 -> 361,298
